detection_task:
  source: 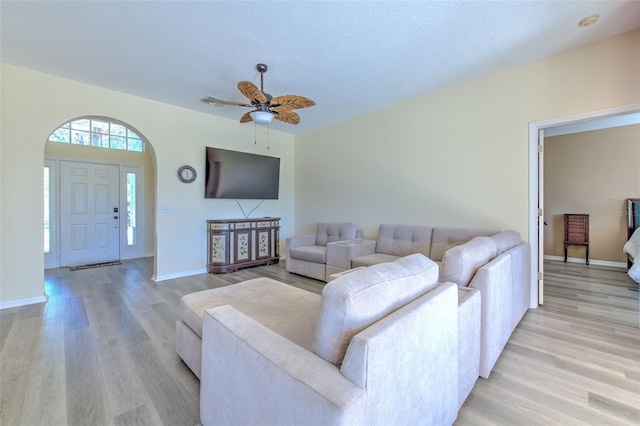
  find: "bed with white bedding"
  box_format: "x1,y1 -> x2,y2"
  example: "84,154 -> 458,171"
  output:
624,198 -> 639,283
624,227 -> 640,283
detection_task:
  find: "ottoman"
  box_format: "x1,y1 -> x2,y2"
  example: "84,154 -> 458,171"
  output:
176,277 -> 321,379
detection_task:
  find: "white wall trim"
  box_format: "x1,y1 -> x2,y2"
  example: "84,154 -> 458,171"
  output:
152,268 -> 208,282
528,102 -> 640,308
543,255 -> 627,269
0,294 -> 48,310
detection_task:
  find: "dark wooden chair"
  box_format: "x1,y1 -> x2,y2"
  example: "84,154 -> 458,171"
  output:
564,214 -> 589,265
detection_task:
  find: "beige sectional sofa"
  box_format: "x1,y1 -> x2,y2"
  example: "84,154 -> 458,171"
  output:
176,223 -> 531,424
178,254 -> 481,425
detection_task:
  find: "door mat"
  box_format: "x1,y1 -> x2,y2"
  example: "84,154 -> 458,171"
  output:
69,261 -> 122,271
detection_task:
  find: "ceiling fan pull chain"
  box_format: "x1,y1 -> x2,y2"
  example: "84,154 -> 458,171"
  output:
254,121 -> 257,145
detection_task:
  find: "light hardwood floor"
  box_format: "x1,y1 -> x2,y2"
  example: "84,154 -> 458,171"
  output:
0,258 -> 638,425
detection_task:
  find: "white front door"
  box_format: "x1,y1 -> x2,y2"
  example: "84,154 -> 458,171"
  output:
60,161 -> 120,266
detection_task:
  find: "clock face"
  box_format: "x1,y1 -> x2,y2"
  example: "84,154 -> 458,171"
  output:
177,165 -> 197,183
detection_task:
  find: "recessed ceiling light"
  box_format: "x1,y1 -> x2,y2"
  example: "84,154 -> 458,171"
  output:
579,14 -> 600,27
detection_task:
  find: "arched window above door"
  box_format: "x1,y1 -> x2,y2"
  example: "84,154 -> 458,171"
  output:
48,117 -> 144,152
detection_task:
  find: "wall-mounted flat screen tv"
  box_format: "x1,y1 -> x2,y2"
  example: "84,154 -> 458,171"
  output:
205,147 -> 280,199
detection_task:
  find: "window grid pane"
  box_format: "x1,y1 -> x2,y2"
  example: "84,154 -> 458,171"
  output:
50,127 -> 70,143
111,123 -> 127,137
71,119 -> 90,131
71,130 -> 90,145
49,119 -> 144,152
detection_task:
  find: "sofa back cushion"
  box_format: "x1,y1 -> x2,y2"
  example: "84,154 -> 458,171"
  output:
316,223 -> 357,246
440,236 -> 498,286
491,230 -> 522,255
312,253 -> 439,366
430,227 -> 497,261
376,224 -> 433,257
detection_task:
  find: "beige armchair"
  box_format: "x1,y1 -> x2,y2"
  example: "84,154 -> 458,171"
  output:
199,254 -> 465,425
286,222 -> 358,281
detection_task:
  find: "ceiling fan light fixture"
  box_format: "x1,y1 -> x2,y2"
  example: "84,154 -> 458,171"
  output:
250,110 -> 274,125
578,14 -> 599,27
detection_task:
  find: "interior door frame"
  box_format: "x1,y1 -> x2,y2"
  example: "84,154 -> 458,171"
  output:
528,102 -> 640,307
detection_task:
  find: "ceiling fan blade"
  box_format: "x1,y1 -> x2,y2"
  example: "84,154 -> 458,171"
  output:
240,112 -> 253,123
201,96 -> 252,107
237,81 -> 267,104
274,109 -> 300,125
269,95 -> 315,110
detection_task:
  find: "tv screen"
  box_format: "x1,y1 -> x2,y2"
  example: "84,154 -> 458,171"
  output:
205,147 -> 280,199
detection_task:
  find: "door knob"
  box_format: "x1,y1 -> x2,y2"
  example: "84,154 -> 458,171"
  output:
114,216 -> 119,219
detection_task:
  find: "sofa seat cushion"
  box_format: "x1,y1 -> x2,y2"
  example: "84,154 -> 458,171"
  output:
312,253 -> 439,366
179,278 -> 320,350
290,245 -> 327,264
351,253 -> 399,268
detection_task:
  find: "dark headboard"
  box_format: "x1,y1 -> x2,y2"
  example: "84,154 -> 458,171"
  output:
628,198 -> 640,239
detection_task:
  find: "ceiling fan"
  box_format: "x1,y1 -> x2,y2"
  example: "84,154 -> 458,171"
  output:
201,63 -> 315,125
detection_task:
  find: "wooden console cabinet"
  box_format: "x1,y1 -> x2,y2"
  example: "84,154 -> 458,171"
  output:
207,217 -> 280,273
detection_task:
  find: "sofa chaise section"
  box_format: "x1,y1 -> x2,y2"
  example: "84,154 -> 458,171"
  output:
176,279 -> 321,379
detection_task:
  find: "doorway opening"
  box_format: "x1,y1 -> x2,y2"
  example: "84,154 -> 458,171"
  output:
44,116 -> 155,269
528,103 -> 640,306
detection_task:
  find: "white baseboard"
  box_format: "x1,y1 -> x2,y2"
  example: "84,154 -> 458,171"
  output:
152,268 -> 208,282
543,255 -> 627,269
0,294 -> 49,310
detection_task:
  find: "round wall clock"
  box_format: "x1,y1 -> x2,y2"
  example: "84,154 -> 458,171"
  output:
177,165 -> 197,183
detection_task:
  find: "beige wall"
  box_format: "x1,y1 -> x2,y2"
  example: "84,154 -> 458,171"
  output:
544,125 -> 640,263
294,30 -> 640,241
44,140 -> 157,256
0,64 -> 295,307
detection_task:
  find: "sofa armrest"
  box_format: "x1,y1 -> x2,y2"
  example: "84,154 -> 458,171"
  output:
200,305 -> 366,426
468,253 -> 513,378
326,239 -> 377,270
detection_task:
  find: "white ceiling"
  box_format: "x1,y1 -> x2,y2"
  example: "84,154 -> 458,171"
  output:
2,1 -> 639,134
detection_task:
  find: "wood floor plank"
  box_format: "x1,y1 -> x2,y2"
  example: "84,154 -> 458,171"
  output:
113,402 -> 163,426
18,318 -> 67,426
491,344 -> 638,423
0,316 -> 42,424
127,339 -> 199,426
64,327 -> 109,425
95,343 -> 152,421
0,310 -> 16,353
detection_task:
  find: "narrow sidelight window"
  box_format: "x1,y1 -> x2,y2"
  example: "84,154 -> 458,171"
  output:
126,172 -> 137,246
